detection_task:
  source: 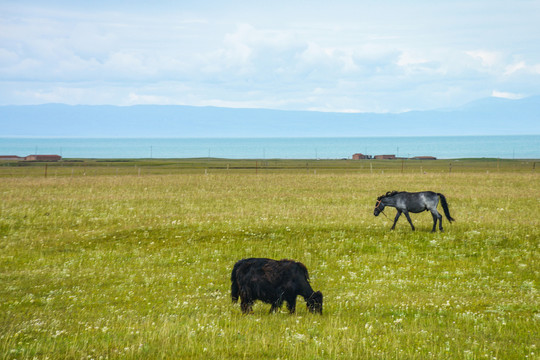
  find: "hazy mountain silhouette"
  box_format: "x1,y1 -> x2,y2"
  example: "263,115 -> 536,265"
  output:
1,96 -> 538,137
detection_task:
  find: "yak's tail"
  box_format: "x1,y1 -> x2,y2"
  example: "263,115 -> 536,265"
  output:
438,193 -> 455,223
231,262 -> 240,303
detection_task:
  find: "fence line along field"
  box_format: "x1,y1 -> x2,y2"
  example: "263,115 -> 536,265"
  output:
0,157 -> 538,177
0,159 -> 538,359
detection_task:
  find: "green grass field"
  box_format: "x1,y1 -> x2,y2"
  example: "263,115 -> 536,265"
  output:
1,159 -> 538,359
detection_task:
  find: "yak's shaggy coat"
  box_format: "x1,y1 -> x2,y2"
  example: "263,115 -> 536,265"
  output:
231,258 -> 323,314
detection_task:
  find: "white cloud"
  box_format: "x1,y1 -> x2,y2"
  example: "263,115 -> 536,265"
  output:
397,52 -> 428,67
491,90 -> 524,99
504,61 -> 527,76
466,50 -> 501,68
0,48 -> 19,65
127,93 -> 173,105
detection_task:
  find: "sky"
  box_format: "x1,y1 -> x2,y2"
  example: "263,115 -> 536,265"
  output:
1,0 -> 540,113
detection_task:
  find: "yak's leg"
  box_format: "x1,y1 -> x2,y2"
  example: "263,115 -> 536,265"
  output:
403,211 -> 415,231
269,299 -> 283,313
286,296 -> 297,314
240,299 -> 254,314
391,210 -> 402,230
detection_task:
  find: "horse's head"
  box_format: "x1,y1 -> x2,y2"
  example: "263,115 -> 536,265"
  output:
374,198 -> 385,216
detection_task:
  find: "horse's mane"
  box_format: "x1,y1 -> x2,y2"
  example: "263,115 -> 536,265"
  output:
377,190 -> 402,200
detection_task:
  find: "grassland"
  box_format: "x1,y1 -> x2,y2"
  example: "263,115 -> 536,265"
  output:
0,159 -> 538,359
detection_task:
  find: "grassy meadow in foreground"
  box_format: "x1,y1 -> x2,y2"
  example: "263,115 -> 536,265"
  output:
0,161 -> 538,359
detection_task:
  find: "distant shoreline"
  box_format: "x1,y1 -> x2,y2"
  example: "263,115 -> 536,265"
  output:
1,135 -> 539,160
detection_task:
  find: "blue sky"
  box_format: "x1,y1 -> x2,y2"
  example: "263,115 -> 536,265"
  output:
1,0 -> 539,113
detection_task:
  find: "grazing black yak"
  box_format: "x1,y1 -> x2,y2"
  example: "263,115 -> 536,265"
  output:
231,258 -> 323,314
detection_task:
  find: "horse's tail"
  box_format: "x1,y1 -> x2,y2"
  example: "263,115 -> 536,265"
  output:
231,262 -> 240,303
437,193 -> 455,222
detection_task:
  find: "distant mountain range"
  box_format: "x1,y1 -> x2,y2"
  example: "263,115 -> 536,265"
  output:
1,96 -> 538,137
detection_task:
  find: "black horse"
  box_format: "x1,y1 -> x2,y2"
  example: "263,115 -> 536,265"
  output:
374,191 -> 454,232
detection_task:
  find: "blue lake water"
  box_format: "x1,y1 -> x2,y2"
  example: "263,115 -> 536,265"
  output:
0,136 -> 538,159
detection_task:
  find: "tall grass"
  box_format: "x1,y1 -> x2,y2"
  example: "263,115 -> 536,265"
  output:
1,170 -> 538,359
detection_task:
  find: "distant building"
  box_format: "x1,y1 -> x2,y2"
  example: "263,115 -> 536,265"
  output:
24,155 -> 62,162
374,154 -> 396,160
412,156 -> 437,160
352,153 -> 372,160
0,155 -> 23,161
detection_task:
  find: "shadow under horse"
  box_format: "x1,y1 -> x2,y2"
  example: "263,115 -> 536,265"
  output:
374,191 -> 455,232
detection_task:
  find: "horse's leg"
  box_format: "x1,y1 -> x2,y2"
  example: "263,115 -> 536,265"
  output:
391,210 -> 402,230
430,212 -> 438,232
403,211 -> 415,231
430,208 -> 443,232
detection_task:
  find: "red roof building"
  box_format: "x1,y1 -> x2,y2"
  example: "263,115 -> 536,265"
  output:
352,153 -> 372,160
374,154 -> 396,160
24,155 -> 62,162
0,155 -> 23,161
412,156 -> 437,160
